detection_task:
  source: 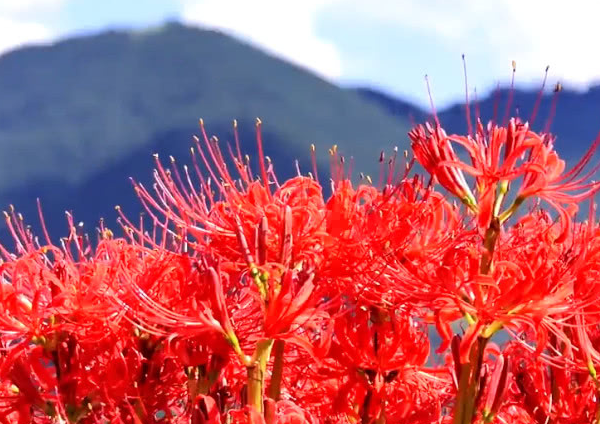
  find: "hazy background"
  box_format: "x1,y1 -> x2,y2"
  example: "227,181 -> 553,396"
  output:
1,0 -> 599,240
3,0 -> 597,107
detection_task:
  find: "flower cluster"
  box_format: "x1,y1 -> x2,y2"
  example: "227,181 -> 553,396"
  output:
1,103 -> 600,424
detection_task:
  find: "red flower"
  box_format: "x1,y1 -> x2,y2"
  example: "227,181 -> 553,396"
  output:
409,118 -> 600,238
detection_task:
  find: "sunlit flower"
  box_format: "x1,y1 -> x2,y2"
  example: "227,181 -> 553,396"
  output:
409,118 -> 600,238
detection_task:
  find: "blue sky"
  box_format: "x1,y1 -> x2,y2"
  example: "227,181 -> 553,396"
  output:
1,0 -> 597,108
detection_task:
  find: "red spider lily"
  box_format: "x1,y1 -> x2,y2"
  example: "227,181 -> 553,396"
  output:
553,215 -> 600,376
115,120 -> 342,416
0,354 -> 53,423
314,304 -> 441,422
2,65 -> 600,424
118,116 -> 600,423
113,248 -> 236,339
409,123 -> 477,210
0,215 -> 192,422
398,210 -> 592,363
409,118 -> 600,240
497,342 -> 599,424
114,221 -> 330,362
128,120 -> 327,275
320,176 -> 462,306
404,100 -> 600,424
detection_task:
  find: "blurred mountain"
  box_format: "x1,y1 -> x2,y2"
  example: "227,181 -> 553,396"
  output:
353,84 -> 600,165
0,22 -> 413,240
4,20 -> 599,245
352,87 -> 428,125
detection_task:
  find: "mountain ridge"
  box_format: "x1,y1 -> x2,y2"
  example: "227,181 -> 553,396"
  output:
2,21 -> 600,240
0,22 -> 412,238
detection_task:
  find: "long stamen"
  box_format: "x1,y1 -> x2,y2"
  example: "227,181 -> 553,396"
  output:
530,65 -> 550,127
462,54 -> 473,138
425,74 -> 441,129
255,118 -> 272,200
502,60 -> 517,127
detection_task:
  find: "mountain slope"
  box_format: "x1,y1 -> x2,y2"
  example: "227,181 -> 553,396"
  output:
0,22 -> 413,237
352,87 -> 428,125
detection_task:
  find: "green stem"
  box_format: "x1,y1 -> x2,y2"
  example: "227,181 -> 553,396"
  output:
268,340 -> 285,401
453,359 -> 472,424
247,339 -> 274,413
493,181 -> 509,218
453,337 -> 488,424
498,195 -> 525,224
453,183 -> 505,424
479,218 -> 500,275
464,337 -> 487,423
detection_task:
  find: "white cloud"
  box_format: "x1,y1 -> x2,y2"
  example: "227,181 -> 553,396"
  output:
326,0 -> 600,89
498,0 -> 600,88
0,18 -> 54,55
0,0 -> 65,16
0,0 -> 65,56
179,0 -> 343,80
